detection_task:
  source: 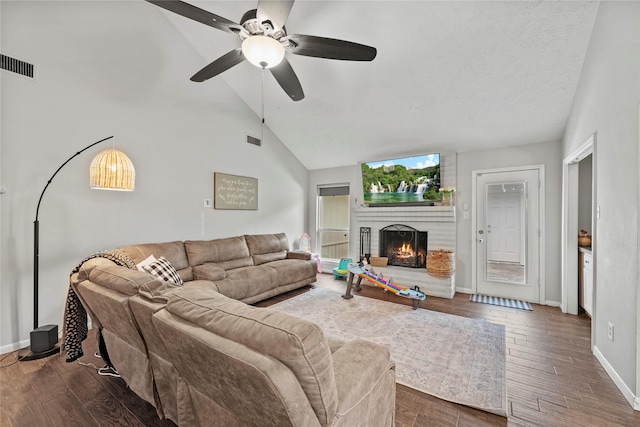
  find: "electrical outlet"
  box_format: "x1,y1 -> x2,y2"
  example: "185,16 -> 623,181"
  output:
608,322 -> 614,341
203,198 -> 212,208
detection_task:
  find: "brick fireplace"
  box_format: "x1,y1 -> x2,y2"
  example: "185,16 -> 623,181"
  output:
352,206 -> 456,298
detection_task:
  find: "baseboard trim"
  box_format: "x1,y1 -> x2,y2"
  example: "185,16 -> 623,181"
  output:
545,300 -> 562,308
0,338 -> 31,355
0,323 -> 91,357
593,345 -> 638,410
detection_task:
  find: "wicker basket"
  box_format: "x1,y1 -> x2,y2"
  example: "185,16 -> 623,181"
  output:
369,257 -> 388,267
427,250 -> 455,277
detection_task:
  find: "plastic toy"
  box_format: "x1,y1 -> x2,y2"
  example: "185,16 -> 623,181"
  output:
332,257 -> 353,280
342,263 -> 426,309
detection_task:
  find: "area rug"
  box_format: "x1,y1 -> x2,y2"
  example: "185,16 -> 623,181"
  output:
470,294 -> 532,311
272,288 -> 507,417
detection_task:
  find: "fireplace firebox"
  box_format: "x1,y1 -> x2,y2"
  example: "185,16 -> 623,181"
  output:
379,224 -> 427,268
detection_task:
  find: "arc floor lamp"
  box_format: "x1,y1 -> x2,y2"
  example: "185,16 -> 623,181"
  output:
19,135 -> 135,361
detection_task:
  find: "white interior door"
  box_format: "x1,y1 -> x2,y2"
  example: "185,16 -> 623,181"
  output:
475,168 -> 540,302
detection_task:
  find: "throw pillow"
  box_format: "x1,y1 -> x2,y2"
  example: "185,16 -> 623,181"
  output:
141,256 -> 184,286
136,254 -> 158,271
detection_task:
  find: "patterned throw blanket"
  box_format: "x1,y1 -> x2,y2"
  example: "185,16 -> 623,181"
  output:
62,250 -> 136,362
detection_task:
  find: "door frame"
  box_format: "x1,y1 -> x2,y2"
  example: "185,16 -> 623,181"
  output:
561,134 -> 596,317
472,165 -> 546,303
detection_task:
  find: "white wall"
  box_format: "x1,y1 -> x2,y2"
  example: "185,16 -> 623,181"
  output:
0,1 -> 309,351
454,140 -> 563,303
307,165 -> 358,258
561,1 -> 640,402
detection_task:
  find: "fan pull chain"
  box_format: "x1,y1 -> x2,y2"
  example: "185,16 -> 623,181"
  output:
261,68 -> 265,143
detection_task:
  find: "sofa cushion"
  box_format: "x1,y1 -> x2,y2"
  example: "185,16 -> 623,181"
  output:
192,264 -> 226,282
166,287 -> 338,425
185,237 -> 253,270
120,241 -> 193,281
263,259 -> 318,286
245,233 -> 288,265
216,266 -> 277,301
141,256 -> 184,286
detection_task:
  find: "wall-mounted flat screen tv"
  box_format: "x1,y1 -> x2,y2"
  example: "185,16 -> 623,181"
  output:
361,153 -> 440,206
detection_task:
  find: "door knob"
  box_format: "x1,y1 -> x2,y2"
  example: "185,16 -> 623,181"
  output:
478,238 -> 484,244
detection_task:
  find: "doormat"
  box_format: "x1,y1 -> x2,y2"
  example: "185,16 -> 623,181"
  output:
273,288 -> 507,417
470,294 -> 532,310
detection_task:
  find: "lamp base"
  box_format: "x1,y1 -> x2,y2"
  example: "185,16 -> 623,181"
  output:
17,344 -> 61,361
17,324 -> 61,361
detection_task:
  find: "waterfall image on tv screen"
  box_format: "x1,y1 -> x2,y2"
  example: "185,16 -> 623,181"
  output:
361,153 -> 440,206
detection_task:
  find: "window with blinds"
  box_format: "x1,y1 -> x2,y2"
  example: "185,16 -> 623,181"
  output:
317,186 -> 350,260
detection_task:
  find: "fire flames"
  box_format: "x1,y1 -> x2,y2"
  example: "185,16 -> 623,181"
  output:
395,243 -> 414,259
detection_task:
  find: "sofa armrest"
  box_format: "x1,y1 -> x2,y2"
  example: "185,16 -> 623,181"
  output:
88,265 -> 173,296
286,251 -> 312,261
75,257 -> 119,282
331,339 -> 396,423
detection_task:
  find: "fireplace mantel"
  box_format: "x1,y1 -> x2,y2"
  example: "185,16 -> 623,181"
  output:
351,205 -> 456,298
352,206 -> 455,223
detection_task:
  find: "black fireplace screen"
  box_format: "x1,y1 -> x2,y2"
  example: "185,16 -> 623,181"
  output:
379,224 -> 427,268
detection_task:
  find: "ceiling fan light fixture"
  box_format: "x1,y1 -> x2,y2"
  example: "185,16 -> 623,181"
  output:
242,35 -> 285,69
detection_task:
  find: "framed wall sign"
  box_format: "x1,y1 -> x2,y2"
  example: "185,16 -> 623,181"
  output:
214,172 -> 258,210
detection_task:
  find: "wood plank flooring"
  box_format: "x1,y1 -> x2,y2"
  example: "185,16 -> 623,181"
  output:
1,273 -> 638,426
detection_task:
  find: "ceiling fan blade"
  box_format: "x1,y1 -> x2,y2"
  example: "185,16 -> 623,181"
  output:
257,0 -> 295,32
288,34 -> 377,61
270,58 -> 304,101
191,48 -> 245,82
145,0 -> 240,34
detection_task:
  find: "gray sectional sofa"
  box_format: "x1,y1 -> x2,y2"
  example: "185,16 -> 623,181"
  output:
68,233 -> 396,426
116,233 -> 318,304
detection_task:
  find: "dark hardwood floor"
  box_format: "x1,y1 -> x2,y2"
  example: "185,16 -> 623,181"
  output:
2,273 -> 638,426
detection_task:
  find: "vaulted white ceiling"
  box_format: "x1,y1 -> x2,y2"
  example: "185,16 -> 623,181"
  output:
4,1 -> 600,171
150,1 -> 599,170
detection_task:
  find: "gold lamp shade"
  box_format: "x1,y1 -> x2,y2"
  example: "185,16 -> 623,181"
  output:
89,149 -> 135,191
